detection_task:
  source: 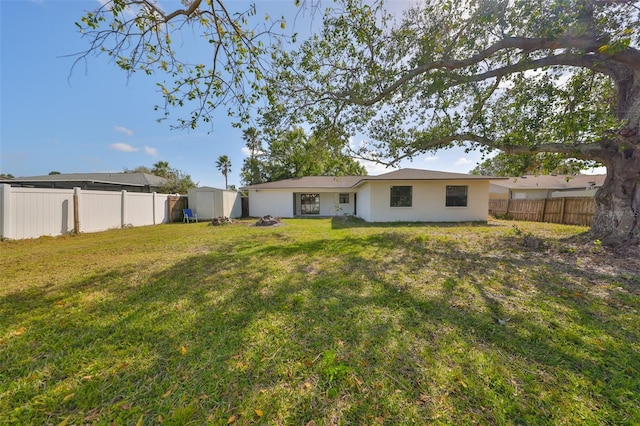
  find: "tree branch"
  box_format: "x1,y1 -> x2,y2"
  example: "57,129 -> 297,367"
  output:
346,36 -> 640,106
356,132 -> 608,166
502,142 -> 606,160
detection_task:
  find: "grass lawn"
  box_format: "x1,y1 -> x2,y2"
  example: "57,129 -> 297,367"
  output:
1,218 -> 638,425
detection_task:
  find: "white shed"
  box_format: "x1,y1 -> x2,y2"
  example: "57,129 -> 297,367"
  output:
187,187 -> 241,220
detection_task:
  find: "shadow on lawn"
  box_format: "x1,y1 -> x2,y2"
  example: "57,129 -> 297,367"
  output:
330,215 -> 496,230
2,230 -> 639,424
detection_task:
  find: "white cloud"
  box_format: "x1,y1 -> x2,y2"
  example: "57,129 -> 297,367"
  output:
423,155 -> 439,162
110,142 -> 139,153
581,166 -> 607,175
454,157 -> 473,166
242,146 -> 265,157
357,159 -> 397,175
144,146 -> 158,156
115,126 -> 134,136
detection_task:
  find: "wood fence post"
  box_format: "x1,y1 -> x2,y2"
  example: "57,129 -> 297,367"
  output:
73,187 -> 81,235
506,198 -> 511,219
541,198 -> 548,222
560,197 -> 567,225
1,184 -> 12,240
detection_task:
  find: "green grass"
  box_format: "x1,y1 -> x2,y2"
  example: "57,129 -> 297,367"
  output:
1,218 -> 638,425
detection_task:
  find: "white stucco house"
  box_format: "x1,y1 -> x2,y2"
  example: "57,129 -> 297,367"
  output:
489,174 -> 607,200
243,169 -> 497,222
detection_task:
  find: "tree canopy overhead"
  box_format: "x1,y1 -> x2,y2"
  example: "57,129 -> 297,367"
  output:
76,0 -> 640,246
470,152 -> 597,177
74,0 -> 295,129
262,0 -> 640,246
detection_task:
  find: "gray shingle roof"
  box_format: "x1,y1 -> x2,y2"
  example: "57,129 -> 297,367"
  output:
242,169 -> 498,190
243,175 -> 363,190
358,168 -> 499,182
1,172 -> 166,187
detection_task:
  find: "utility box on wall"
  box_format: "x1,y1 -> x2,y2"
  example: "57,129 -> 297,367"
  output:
187,187 -> 241,220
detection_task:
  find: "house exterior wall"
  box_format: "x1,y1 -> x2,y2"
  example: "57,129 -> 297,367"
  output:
360,180 -> 489,222
248,189 -> 356,218
511,189 -> 550,199
550,188 -> 599,198
493,187 -> 599,200
489,183 -> 509,200
355,184 -> 372,221
294,191 -> 355,216
248,189 -> 294,217
334,192 -> 355,216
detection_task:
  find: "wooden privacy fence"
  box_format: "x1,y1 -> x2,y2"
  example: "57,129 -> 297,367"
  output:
489,197 -> 595,226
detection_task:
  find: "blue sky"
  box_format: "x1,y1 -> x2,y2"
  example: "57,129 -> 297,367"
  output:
0,1 -> 575,189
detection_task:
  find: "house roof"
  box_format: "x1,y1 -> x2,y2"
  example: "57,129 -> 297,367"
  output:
243,175 -> 363,190
242,168 -> 499,190
491,174 -> 606,190
0,172 -> 166,187
357,168 -> 500,183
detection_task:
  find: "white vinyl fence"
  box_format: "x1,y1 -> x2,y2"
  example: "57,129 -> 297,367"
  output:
0,185 -> 173,240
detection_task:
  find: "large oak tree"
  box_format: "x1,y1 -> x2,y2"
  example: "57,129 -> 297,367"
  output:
76,0 -> 640,247
264,0 -> 640,247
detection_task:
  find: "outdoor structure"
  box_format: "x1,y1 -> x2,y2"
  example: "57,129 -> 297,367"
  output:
0,172 -> 167,193
489,174 -> 606,200
187,187 -> 241,220
243,169 -> 498,222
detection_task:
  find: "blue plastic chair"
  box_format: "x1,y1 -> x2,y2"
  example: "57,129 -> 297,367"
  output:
183,208 -> 198,223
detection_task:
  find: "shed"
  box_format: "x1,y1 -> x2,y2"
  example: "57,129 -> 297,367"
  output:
187,187 -> 241,220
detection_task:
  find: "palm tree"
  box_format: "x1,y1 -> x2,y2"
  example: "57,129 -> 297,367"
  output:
241,127 -> 264,185
216,155 -> 232,189
151,161 -> 171,178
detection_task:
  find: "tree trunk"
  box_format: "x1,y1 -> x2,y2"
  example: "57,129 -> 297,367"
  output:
591,72 -> 640,248
592,154 -> 640,247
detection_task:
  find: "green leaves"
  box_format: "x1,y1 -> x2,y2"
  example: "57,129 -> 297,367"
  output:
73,0 -> 293,130
262,0 -> 639,169
240,127 -> 366,184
